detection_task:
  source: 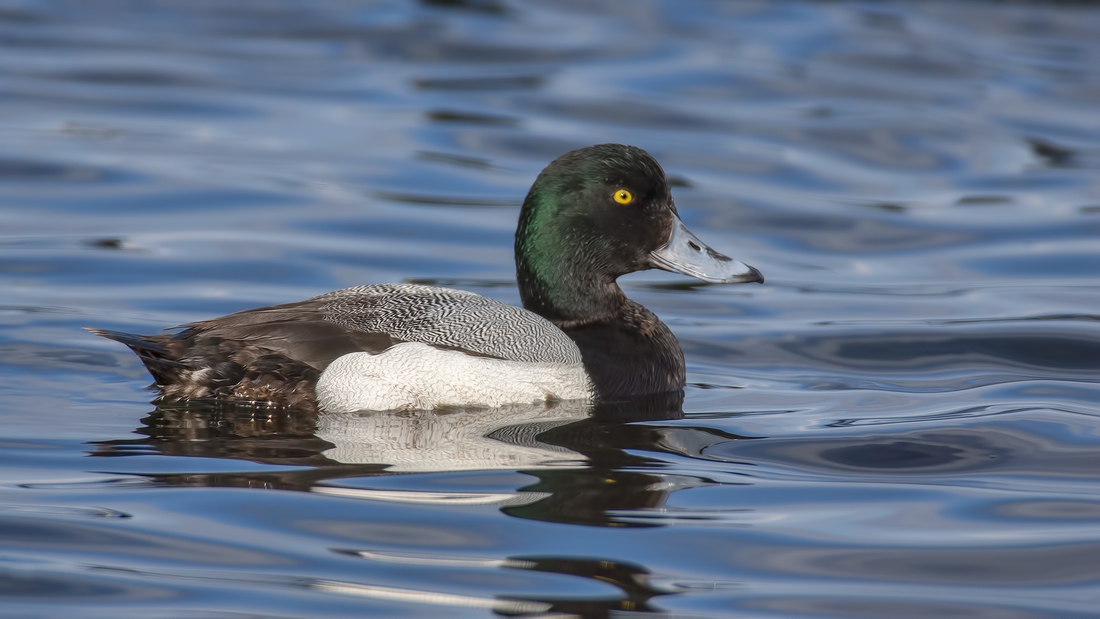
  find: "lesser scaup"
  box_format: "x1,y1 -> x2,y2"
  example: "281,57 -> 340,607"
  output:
91,144 -> 763,412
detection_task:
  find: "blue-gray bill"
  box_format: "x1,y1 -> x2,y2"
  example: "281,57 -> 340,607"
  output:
648,214 -> 764,284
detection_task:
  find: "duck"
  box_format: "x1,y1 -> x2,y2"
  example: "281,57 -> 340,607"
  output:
90,144 -> 763,413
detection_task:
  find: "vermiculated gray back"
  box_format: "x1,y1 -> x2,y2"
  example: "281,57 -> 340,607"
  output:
316,284 -> 583,365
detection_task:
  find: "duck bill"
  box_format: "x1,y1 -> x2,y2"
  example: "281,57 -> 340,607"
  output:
648,214 -> 764,284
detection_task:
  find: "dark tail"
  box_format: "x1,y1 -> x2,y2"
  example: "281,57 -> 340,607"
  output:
85,327 -> 187,385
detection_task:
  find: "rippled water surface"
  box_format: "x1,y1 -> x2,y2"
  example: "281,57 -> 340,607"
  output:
2,1 -> 1099,617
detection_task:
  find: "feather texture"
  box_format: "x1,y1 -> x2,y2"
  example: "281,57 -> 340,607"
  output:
317,284 -> 582,364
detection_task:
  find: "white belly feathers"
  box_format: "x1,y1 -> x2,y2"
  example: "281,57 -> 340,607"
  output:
316,342 -> 594,413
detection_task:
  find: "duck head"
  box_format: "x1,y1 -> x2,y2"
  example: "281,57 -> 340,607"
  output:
516,143 -> 762,323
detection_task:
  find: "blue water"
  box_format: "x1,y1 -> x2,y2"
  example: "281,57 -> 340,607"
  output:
2,1 -> 1099,617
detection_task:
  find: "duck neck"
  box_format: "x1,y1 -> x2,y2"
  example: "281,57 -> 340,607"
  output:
514,190 -> 629,325
517,259 -> 686,398
516,250 -> 625,327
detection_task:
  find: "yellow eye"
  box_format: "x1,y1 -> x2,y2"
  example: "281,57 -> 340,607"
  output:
613,189 -> 634,205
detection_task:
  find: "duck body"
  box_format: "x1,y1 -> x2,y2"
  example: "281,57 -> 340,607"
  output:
92,283 -> 592,412
93,144 -> 762,412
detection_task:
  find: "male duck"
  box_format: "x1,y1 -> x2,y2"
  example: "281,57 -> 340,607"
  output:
92,144 -> 763,412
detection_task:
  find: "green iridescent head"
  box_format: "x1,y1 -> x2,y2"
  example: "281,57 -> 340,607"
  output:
515,144 -> 762,322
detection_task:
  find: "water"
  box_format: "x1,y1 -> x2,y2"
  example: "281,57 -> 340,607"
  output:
2,0 -> 1099,616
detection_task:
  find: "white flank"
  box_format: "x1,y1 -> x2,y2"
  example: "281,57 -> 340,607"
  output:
316,342 -> 593,413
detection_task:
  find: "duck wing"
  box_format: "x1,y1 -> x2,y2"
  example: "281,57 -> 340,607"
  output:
315,284 -> 582,365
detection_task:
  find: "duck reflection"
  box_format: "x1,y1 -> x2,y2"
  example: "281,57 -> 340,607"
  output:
319,551 -> 675,615
90,395 -> 1019,528
90,392 -> 757,527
